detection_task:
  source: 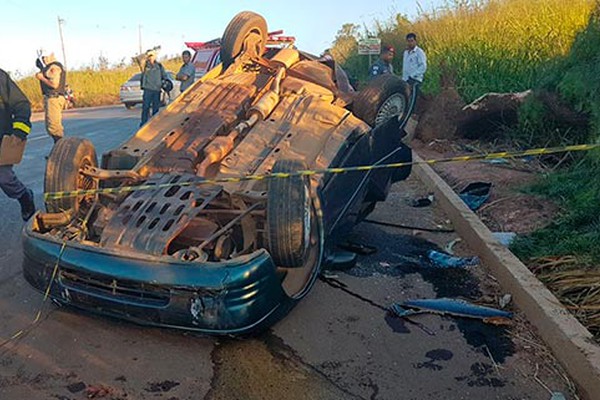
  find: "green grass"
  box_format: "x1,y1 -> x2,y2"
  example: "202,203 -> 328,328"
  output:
333,0 -> 595,103
18,59 -> 181,111
510,156 -> 600,263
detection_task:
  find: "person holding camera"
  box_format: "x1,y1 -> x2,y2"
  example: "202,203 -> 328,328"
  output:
35,52 -> 66,143
139,49 -> 167,126
0,68 -> 36,221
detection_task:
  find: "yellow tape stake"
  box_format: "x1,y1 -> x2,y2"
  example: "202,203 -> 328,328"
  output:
44,143 -> 600,201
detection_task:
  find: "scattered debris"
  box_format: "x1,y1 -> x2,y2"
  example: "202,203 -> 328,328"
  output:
389,298 -> 513,324
86,385 -> 113,398
482,158 -> 509,165
550,392 -> 566,400
444,238 -> 462,255
145,380 -> 180,393
411,194 -> 434,208
427,250 -> 479,268
499,294 -> 512,309
362,218 -> 455,233
492,232 -> 517,247
338,241 -> 377,255
379,261 -> 391,268
458,182 -> 492,211
66,381 -> 86,393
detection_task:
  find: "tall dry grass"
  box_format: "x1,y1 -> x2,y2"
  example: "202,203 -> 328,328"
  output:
18,59 -> 181,111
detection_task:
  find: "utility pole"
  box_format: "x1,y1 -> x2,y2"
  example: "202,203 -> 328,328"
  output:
138,24 -> 143,54
57,16 -> 67,70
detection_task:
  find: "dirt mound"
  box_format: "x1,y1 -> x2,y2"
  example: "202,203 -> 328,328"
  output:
415,81 -> 465,142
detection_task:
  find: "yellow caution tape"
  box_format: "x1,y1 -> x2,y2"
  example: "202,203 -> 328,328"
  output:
44,143 -> 600,201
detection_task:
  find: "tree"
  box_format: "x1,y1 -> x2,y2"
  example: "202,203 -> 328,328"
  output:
331,23 -> 362,63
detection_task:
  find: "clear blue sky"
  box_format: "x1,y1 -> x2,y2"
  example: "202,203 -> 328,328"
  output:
0,0 -> 442,77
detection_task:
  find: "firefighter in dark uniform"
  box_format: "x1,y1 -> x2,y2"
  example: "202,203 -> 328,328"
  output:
0,68 -> 36,221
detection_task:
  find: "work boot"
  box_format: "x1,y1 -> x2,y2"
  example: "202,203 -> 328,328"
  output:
18,188 -> 36,222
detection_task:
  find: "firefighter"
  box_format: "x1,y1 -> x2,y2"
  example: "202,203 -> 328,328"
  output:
35,52 -> 66,143
0,68 -> 36,221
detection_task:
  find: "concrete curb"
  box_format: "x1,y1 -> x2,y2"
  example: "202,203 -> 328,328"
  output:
413,153 -> 600,400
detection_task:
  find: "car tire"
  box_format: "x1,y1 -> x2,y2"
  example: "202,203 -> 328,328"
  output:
267,159 -> 312,268
125,103 -> 135,109
352,75 -> 409,127
45,137 -> 98,215
220,11 -> 268,69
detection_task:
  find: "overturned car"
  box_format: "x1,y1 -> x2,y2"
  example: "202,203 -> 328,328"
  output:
23,11 -> 412,335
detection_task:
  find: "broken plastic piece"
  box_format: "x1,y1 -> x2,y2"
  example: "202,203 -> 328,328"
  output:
427,250 -> 479,268
550,393 -> 566,400
339,242 -> 377,255
458,182 -> 492,211
492,232 -> 516,247
390,298 -> 513,322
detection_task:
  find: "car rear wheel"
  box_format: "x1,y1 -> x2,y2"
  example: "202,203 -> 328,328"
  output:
45,137 -> 98,215
124,103 -> 135,109
220,11 -> 268,69
352,75 -> 408,127
267,159 -> 312,268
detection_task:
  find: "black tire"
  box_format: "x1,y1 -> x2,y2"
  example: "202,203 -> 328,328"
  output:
220,11 -> 268,68
44,137 -> 98,214
267,159 -> 312,268
124,103 -> 135,109
353,75 -> 408,127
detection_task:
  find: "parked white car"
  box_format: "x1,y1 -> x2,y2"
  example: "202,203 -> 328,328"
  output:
119,71 -> 180,109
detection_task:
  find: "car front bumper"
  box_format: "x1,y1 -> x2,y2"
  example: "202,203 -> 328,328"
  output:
22,227 -> 294,335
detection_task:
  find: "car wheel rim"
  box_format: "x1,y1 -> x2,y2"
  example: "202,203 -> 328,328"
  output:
375,93 -> 406,126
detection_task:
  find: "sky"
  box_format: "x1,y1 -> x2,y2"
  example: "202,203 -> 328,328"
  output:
0,0 -> 442,77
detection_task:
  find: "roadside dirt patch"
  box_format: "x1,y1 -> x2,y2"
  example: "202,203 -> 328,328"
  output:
413,139 -> 559,234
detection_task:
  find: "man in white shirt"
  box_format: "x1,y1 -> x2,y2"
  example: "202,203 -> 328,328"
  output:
402,33 -> 427,116
402,33 -> 427,90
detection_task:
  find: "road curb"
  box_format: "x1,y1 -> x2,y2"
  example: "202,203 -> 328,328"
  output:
413,153 -> 600,400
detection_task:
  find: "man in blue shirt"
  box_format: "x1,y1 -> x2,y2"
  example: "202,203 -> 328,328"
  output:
369,45 -> 395,79
176,50 -> 196,93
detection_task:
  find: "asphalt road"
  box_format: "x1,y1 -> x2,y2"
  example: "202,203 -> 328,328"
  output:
0,105 -> 574,399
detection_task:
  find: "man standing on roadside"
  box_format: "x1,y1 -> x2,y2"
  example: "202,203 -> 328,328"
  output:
176,50 -> 195,93
369,45 -> 395,79
0,68 -> 36,221
140,49 -> 167,126
35,52 -> 66,143
402,33 -> 427,93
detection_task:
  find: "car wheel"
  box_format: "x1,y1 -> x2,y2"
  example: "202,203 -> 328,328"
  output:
125,103 -> 135,109
220,11 -> 268,69
45,137 -> 98,215
267,159 -> 312,268
352,75 -> 409,127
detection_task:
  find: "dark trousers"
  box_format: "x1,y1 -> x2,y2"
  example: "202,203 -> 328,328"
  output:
140,89 -> 161,126
0,165 -> 26,199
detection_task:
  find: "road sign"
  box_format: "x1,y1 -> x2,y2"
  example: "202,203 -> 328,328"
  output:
358,38 -> 381,55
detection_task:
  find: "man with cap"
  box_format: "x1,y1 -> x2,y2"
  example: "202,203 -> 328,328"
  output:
369,45 -> 395,79
0,68 -> 36,221
140,49 -> 167,126
35,52 -> 66,143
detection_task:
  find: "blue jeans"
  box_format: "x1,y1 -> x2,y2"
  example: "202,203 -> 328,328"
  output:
0,165 -> 27,199
140,89 -> 161,126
